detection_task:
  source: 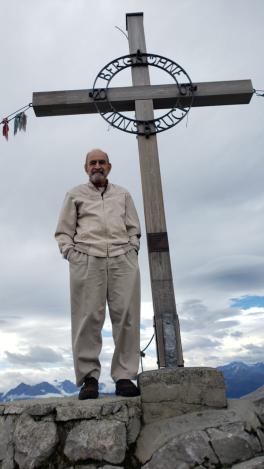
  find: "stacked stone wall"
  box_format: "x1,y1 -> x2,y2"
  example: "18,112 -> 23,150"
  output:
0,368 -> 264,468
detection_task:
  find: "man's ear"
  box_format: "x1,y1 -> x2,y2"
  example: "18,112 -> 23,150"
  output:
84,164 -> 88,174
107,163 -> 112,174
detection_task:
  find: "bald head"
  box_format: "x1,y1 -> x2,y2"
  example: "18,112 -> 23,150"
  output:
85,149 -> 109,169
84,149 -> 111,187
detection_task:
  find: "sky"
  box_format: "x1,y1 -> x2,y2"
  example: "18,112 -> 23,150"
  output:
0,0 -> 264,393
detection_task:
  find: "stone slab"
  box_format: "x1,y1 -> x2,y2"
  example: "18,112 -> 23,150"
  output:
142,429 -> 219,468
232,456 -> 264,469
138,367 -> 227,423
207,423 -> 260,466
242,385 -> 264,424
232,455 -> 264,468
14,413 -> 58,469
64,419 -> 126,464
0,415 -> 15,469
1,395 -> 141,421
136,399 -> 263,464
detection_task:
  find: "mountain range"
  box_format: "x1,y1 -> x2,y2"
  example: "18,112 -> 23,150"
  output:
1,362 -> 264,402
0,379 -> 106,403
217,361 -> 264,398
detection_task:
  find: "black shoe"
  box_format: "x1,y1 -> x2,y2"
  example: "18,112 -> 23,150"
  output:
78,376 -> 99,400
115,379 -> 140,397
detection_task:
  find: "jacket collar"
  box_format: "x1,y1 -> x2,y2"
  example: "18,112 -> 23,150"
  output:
88,180 -> 111,193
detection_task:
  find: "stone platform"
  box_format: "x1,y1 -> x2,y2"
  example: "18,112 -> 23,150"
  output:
0,367 -> 263,468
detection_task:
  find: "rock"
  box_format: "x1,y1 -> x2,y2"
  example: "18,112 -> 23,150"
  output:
138,367 -> 227,423
232,455 -> 264,468
65,465 -> 96,469
127,404 -> 142,444
256,428 -> 264,450
64,419 -> 126,464
142,430 -> 218,469
144,462 -> 190,469
3,398 -> 60,416
103,466 -> 124,469
14,413 -> 58,469
136,399 -> 263,464
242,385 -> 264,423
207,422 -> 261,466
0,415 -> 15,469
55,395 -> 139,422
127,415 -> 141,444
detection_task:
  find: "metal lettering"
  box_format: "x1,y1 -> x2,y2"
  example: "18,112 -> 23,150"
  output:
105,65 -> 116,76
169,64 -> 182,76
147,55 -> 157,65
91,88 -> 107,101
155,57 -> 168,69
112,60 -> 124,71
123,57 -> 133,66
106,112 -> 123,126
163,60 -> 174,71
98,72 -> 112,81
121,118 -> 131,131
171,109 -> 182,120
179,83 -> 194,95
92,53 -> 194,136
163,112 -> 178,125
155,118 -> 168,131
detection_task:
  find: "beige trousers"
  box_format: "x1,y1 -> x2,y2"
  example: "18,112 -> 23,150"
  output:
69,249 -> 141,386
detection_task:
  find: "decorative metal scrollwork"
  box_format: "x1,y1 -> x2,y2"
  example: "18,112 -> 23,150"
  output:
90,52 -> 196,136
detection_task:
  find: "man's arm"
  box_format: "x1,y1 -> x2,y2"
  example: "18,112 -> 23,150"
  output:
125,193 -> 141,251
55,193 -> 77,259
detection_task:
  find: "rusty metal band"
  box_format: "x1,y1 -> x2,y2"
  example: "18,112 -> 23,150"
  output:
147,232 -> 169,252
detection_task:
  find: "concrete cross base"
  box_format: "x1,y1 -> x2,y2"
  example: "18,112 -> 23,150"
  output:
137,367 -> 227,424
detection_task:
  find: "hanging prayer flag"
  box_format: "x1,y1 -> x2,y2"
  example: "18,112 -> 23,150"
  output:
14,114 -> 20,135
19,112 -> 27,131
14,112 -> 27,135
2,118 -> 9,140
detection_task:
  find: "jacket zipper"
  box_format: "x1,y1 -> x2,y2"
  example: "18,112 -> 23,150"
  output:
101,192 -> 109,257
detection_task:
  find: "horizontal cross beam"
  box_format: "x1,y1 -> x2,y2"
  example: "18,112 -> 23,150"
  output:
33,79 -> 253,117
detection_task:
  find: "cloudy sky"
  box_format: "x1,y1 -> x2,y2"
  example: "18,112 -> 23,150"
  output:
0,0 -> 263,393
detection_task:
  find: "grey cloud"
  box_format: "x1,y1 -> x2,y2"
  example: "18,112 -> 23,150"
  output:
186,256 -> 264,292
184,337 -> 221,352
229,331 -> 243,338
5,346 -> 64,365
180,299 -> 240,334
243,344 -> 263,352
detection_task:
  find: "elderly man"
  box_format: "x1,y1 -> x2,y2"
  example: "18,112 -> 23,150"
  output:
55,149 -> 141,399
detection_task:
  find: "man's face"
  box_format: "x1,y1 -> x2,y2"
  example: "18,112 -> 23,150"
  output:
85,150 -> 111,186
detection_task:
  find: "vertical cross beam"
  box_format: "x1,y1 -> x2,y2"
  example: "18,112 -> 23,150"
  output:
126,13 -> 184,367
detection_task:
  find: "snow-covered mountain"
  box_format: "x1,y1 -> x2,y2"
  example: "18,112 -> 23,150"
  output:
1,362 -> 264,402
217,361 -> 264,398
0,380 -> 106,403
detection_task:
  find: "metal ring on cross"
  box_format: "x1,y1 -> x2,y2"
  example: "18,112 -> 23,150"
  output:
89,52 -> 195,136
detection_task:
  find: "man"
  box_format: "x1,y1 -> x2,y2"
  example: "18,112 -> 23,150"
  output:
55,149 -> 141,399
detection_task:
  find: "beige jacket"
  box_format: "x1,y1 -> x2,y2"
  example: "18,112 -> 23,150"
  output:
55,181 -> 141,258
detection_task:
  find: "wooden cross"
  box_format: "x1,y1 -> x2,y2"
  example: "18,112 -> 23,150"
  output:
32,12 -> 253,369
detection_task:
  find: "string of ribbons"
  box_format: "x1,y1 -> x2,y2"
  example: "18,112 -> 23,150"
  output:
1,103 -> 32,141
254,89 -> 264,97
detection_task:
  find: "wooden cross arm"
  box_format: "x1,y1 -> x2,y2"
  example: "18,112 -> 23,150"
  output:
32,79 -> 253,117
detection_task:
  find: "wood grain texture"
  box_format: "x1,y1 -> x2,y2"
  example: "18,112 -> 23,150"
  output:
127,13 -> 184,367
32,80 -> 253,116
